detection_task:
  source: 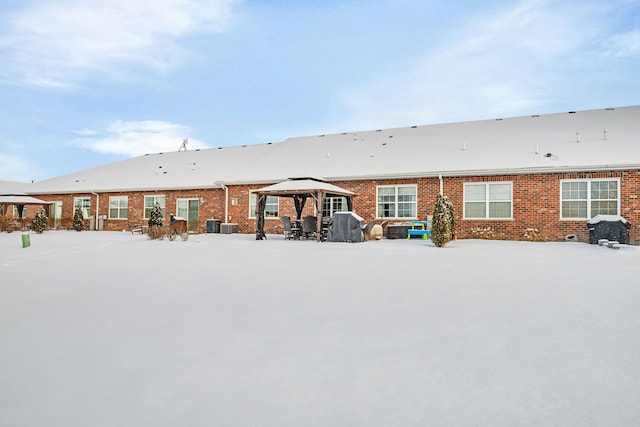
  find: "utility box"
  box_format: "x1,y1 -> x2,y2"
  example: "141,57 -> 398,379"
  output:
587,215 -> 631,244
206,219 -> 220,233
220,223 -> 238,234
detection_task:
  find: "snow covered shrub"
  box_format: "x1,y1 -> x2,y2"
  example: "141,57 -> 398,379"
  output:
32,209 -> 49,233
431,194 -> 455,247
72,208 -> 84,231
470,226 -> 495,239
523,228 -> 548,242
0,216 -> 9,232
148,226 -> 166,240
148,203 -> 164,227
147,203 -> 165,239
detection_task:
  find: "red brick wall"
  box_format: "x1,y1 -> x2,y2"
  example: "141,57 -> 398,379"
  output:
30,169 -> 639,243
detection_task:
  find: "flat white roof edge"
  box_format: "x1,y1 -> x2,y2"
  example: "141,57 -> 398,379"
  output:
328,164 -> 640,181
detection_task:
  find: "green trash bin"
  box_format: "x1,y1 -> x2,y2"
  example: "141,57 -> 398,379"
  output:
22,233 -> 31,248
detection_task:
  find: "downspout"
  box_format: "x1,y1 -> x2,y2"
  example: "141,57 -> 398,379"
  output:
218,183 -> 228,223
438,174 -> 443,196
91,192 -> 99,230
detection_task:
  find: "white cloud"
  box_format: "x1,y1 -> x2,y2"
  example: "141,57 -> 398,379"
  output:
76,120 -> 210,157
0,0 -> 237,86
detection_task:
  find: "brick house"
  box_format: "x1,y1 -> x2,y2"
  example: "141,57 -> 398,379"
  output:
15,105 -> 640,243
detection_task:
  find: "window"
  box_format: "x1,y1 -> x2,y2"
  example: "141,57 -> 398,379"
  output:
464,182 -> 512,219
144,195 -> 166,219
74,197 -> 91,218
249,193 -> 279,218
377,185 -> 417,218
109,196 -> 128,219
322,196 -> 347,217
561,179 -> 619,219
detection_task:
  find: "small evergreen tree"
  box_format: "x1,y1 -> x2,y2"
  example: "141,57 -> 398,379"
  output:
148,203 -> 164,227
431,194 -> 455,247
73,208 -> 84,231
32,209 -> 49,233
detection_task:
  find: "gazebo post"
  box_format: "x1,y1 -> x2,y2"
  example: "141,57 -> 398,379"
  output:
316,191 -> 325,242
255,194 -> 267,240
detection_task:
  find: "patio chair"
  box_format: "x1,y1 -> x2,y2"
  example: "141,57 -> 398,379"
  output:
282,216 -> 301,240
302,216 -> 317,239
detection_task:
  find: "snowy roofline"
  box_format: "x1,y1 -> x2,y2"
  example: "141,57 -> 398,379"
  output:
22,105 -> 640,194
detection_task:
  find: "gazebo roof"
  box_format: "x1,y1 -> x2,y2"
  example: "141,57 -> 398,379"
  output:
253,178 -> 355,197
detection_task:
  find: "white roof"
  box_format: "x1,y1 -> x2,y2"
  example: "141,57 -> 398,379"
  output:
0,180 -> 30,194
25,106 -> 640,194
254,179 -> 355,196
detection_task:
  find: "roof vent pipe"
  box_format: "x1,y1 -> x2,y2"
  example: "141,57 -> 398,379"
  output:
576,132 -> 580,143
603,129 -> 608,140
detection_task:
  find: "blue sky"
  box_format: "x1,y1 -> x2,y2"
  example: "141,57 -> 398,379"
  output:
1,0 -> 639,182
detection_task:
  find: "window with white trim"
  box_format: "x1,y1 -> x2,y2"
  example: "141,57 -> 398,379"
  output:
561,179 -> 619,219
109,196 -> 128,219
377,185 -> 417,219
249,193 -> 279,218
144,195 -> 166,219
464,182 -> 512,219
74,197 -> 91,219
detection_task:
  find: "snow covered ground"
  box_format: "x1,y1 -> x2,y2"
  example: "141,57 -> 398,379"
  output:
1,230 -> 639,427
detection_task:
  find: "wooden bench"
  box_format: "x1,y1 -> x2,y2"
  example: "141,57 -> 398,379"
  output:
407,221 -> 430,240
126,222 -> 148,235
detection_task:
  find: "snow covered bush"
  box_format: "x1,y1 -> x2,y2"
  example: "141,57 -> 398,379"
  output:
431,194 -> 455,247
72,208 -> 84,231
470,226 -> 495,239
32,209 -> 49,233
523,228 -> 548,242
147,203 -> 165,240
148,203 -> 164,227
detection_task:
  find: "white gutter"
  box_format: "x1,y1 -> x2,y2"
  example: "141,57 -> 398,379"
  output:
91,192 -> 99,230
